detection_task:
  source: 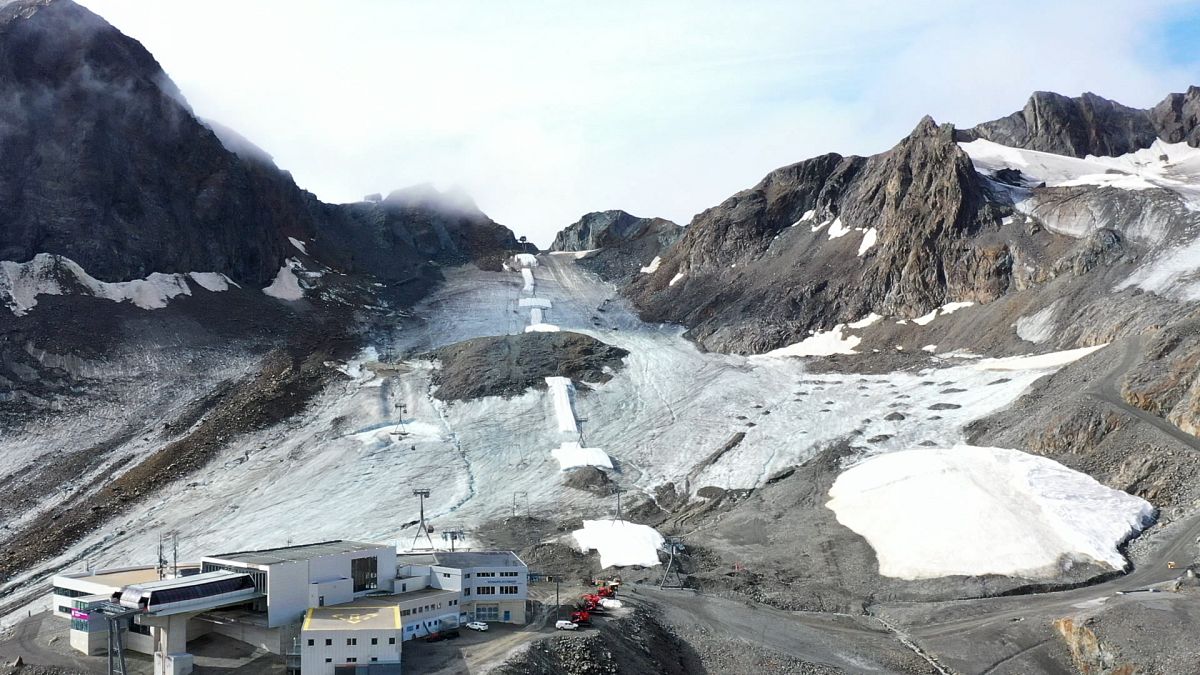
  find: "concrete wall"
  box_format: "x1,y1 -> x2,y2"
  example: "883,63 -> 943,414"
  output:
266,561 -> 309,628
207,620 -> 288,655
300,628 -> 400,675
428,566 -> 463,592
308,578 -> 353,608
394,575 -> 427,594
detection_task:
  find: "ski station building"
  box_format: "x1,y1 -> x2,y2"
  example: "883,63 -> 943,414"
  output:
49,540 -> 528,675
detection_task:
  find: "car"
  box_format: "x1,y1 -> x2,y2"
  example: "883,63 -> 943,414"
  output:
555,620 -> 579,631
465,621 -> 489,631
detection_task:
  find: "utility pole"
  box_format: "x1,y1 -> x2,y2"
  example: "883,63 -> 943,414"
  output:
171,534 -> 178,579
411,489 -> 435,550
613,486 -> 624,523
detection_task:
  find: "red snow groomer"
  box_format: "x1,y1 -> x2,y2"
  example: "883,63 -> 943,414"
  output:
580,594 -> 605,612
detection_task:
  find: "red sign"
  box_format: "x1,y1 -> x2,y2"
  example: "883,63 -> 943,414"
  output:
70,609 -> 89,620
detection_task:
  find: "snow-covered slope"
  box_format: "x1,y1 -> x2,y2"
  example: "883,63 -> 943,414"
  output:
961,138 -> 1200,210
827,445 -> 1155,580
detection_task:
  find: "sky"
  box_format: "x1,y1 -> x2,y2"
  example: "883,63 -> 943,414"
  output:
79,1 -> 1200,246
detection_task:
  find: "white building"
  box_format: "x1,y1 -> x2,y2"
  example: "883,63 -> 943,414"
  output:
396,551 -> 528,627
300,602 -> 401,675
200,540 -> 397,631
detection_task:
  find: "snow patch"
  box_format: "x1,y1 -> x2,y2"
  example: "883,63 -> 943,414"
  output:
793,209 -> 816,227
827,218 -> 851,239
287,237 -> 308,255
669,272 -> 685,287
263,260 -> 304,301
0,254 -> 235,315
912,309 -> 939,326
640,256 -> 662,274
188,272 -> 234,292
974,344 -> 1106,371
759,324 -> 860,358
519,298 -> 552,309
574,249 -> 598,259
921,345 -> 937,353
552,442 -> 613,471
515,253 -> 539,268
572,519 -> 664,568
520,267 -> 535,293
846,313 -> 882,329
857,227 -> 878,256
827,445 -> 1155,580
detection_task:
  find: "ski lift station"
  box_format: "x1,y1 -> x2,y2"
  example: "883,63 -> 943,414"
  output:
50,540 -> 528,675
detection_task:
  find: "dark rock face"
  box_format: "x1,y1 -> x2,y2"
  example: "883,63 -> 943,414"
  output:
625,117 -> 1013,353
551,210 -> 681,252
0,0 -> 517,288
551,210 -> 682,283
425,331 -> 628,402
959,88 -> 1200,158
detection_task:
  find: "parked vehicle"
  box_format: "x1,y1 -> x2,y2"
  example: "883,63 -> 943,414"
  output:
466,621 -> 489,631
555,620 -> 579,631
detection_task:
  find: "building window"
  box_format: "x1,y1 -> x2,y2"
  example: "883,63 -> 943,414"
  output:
500,572 -> 519,577
442,573 -> 449,578
500,586 -> 519,595
347,638 -> 357,646
475,572 -> 495,578
464,573 -> 471,578
348,658 -> 357,663
325,658 -> 332,663
476,587 -> 495,595
463,588 -> 470,596
371,637 -> 378,645
307,639 -> 314,646
52,587 -> 90,598
350,556 -> 379,592
325,639 -> 332,646
389,638 -> 396,645
372,657 -> 378,662
58,606 -> 73,615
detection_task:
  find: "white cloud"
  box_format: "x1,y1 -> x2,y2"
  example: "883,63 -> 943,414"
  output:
78,0 -> 1200,246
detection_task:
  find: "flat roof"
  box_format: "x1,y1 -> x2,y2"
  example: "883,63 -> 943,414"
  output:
204,540 -> 388,566
124,570 -> 247,592
303,603 -> 402,632
55,567 -> 164,590
397,551 -> 525,569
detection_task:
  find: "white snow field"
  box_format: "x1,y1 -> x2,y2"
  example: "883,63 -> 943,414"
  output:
0,253 -> 1122,619
0,253 -> 234,315
514,253 -> 539,268
960,138 -> 1200,210
572,519 -> 665,568
826,445 -> 1155,580
640,256 -> 662,274
545,376 -> 581,436
520,267 -> 535,293
552,442 -> 613,471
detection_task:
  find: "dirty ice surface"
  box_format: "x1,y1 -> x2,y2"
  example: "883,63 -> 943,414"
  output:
827,445 -> 1155,579
573,519 -> 665,568
2,254 -> 1109,615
